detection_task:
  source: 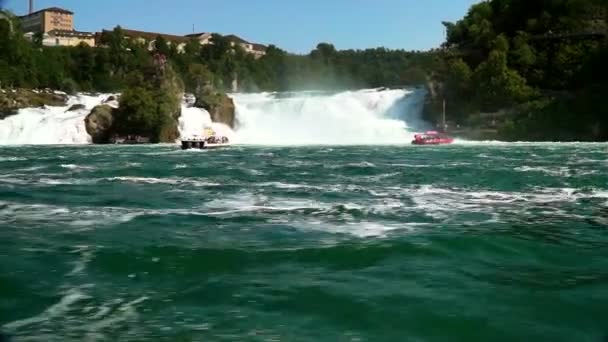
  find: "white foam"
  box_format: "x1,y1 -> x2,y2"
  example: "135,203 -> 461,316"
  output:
296,220 -> 417,238
106,176 -> 220,187
2,184 -> 605,238
258,182 -> 324,190
61,164 -> 96,171
205,193 -> 327,214
68,245 -> 95,276
15,165 -> 47,172
2,287 -> 90,331
0,156 -> 27,162
514,166 -> 572,177
405,185 -> 604,219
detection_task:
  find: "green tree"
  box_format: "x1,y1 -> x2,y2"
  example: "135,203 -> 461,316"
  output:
184,63 -> 214,93
510,32 -> 536,73
446,58 -> 472,99
473,50 -> 533,110
154,35 -> 170,56
115,86 -> 157,135
492,34 -> 510,52
71,43 -> 95,89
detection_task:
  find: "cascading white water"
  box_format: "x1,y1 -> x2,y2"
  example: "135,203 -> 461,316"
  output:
0,93 -> 108,145
230,88 -> 428,145
0,88 -> 427,145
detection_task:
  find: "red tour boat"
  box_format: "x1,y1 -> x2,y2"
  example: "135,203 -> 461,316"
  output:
411,131 -> 454,145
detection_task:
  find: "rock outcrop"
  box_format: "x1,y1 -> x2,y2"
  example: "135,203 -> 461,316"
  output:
96,61 -> 185,144
194,85 -> 236,128
85,105 -> 115,144
66,104 -> 86,112
0,89 -> 67,119
103,95 -> 117,103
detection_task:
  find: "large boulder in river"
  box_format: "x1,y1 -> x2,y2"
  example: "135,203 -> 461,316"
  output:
194,86 -> 236,128
85,105 -> 115,143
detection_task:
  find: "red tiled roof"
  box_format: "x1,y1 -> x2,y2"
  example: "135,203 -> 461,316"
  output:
184,32 -> 210,38
225,34 -> 266,51
20,7 -> 74,17
252,43 -> 267,51
107,28 -> 190,43
225,34 -> 250,45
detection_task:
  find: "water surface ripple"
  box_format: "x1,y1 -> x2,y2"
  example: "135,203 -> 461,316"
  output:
0,144 -> 607,341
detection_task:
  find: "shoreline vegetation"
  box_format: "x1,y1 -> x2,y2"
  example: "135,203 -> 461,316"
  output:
1,0 -> 607,142
428,0 -> 607,141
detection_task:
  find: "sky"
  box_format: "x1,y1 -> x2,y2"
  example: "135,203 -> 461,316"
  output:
4,0 -> 478,53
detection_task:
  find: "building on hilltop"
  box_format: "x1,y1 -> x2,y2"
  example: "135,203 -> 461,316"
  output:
19,7 -> 73,33
16,6 -> 268,54
97,28 -> 191,53
250,43 -> 267,59
186,32 -> 268,58
98,29 -> 267,58
224,34 -> 267,58
39,29 -> 95,47
19,7 -> 95,47
120,28 -> 191,44
184,32 -> 213,45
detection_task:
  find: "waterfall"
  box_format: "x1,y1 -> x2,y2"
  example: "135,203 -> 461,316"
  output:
0,88 -> 427,145
229,87 -> 427,145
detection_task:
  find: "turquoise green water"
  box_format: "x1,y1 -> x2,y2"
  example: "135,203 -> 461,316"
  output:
0,143 -> 607,341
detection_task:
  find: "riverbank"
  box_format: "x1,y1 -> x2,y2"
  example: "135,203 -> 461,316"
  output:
422,84 -> 608,142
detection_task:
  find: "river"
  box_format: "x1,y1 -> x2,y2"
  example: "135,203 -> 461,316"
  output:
1,143 -> 607,341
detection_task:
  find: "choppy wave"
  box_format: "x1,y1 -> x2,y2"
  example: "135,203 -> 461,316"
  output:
1,144 -> 607,341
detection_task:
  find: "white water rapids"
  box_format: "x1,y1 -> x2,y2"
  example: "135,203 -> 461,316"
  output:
0,88 -> 428,145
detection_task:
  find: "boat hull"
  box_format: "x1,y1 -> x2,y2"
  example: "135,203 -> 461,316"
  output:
412,131 -> 454,145
411,138 -> 454,145
181,140 -> 230,150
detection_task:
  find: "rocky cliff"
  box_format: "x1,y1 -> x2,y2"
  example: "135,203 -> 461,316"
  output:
194,85 -> 236,128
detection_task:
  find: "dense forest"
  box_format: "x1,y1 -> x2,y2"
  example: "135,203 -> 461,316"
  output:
0,12 -> 437,94
433,0 -> 608,140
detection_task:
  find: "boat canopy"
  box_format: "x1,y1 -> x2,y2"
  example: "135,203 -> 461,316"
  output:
204,127 -> 216,137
